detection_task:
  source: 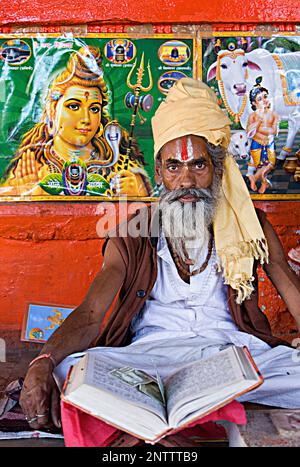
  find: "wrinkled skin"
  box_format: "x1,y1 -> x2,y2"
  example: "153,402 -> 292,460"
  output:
20,359 -> 61,430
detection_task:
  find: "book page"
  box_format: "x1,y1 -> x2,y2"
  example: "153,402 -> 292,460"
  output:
84,353 -> 167,421
165,347 -> 244,417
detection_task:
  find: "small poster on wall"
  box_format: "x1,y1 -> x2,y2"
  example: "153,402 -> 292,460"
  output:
200,33 -> 300,199
21,303 -> 74,343
0,34 -> 195,200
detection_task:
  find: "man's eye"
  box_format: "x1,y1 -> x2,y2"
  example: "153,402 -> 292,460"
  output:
220,64 -> 228,69
195,162 -> 205,169
90,106 -> 101,114
168,165 -> 178,171
67,103 -> 80,111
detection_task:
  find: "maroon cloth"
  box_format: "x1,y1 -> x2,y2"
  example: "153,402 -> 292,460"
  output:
61,399 -> 246,447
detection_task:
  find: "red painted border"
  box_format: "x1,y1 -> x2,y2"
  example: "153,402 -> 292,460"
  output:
0,0 -> 299,26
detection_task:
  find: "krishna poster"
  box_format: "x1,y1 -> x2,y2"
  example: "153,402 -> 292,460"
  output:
200,33 -> 300,199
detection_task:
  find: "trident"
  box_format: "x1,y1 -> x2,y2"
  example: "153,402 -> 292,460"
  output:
124,53 -> 153,169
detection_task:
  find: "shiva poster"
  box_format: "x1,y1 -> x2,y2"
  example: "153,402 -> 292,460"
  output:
0,34 -> 195,200
200,33 -> 300,199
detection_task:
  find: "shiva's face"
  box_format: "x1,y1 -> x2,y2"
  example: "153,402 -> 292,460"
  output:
54,85 -> 102,147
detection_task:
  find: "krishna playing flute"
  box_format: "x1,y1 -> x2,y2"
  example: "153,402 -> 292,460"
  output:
1,46 -> 153,198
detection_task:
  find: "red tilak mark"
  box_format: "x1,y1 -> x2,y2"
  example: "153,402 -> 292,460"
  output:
84,91 -> 89,101
181,136 -> 188,161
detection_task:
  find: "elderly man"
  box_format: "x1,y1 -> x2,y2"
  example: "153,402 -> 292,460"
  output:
20,79 -> 300,440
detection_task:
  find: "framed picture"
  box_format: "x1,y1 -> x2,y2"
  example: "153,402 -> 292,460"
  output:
199,32 -> 300,199
21,302 -> 75,343
0,33 -> 196,201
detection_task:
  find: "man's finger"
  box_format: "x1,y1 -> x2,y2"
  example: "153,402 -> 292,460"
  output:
28,387 -> 52,429
20,402 -> 35,427
19,392 -> 38,423
27,418 -> 39,430
36,411 -> 51,429
23,407 -> 41,430
50,385 -> 61,429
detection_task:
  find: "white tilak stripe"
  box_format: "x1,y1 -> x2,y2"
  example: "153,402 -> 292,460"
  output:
174,137 -> 194,161
186,136 -> 194,161
175,139 -> 182,160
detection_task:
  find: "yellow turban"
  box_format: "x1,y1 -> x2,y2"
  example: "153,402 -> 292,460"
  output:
152,78 -> 231,156
152,78 -> 269,304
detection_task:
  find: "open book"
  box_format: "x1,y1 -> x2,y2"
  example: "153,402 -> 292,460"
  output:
61,346 -> 263,443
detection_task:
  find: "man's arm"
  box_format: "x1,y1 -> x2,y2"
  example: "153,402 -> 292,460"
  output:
262,216 -> 300,330
19,238 -> 126,430
38,239 -> 126,364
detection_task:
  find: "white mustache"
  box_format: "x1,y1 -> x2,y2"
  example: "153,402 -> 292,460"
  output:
160,187 -> 213,203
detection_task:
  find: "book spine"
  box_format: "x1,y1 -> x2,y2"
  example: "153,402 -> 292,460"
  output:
243,346 -> 263,382
61,365 -> 74,395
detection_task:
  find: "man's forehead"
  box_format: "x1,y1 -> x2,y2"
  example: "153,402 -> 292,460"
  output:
161,135 -> 209,161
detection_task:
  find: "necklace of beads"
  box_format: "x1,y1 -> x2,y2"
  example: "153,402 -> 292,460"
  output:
168,234 -> 214,277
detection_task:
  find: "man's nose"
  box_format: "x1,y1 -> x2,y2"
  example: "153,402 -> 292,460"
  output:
179,166 -> 196,188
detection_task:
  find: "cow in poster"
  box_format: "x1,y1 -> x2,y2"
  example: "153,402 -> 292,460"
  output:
207,47 -> 300,160
228,130 -> 251,160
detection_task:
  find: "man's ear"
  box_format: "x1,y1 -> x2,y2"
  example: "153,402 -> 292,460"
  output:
154,157 -> 163,186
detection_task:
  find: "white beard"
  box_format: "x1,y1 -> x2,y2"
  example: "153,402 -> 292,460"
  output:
160,200 -> 211,264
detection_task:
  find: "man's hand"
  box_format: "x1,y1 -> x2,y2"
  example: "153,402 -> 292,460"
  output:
19,359 -> 61,431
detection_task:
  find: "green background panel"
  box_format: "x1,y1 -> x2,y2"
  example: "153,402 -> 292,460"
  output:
0,35 -> 194,188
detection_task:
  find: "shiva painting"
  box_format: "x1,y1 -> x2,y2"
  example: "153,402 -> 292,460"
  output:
0,35 -> 195,199
201,34 -> 300,198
